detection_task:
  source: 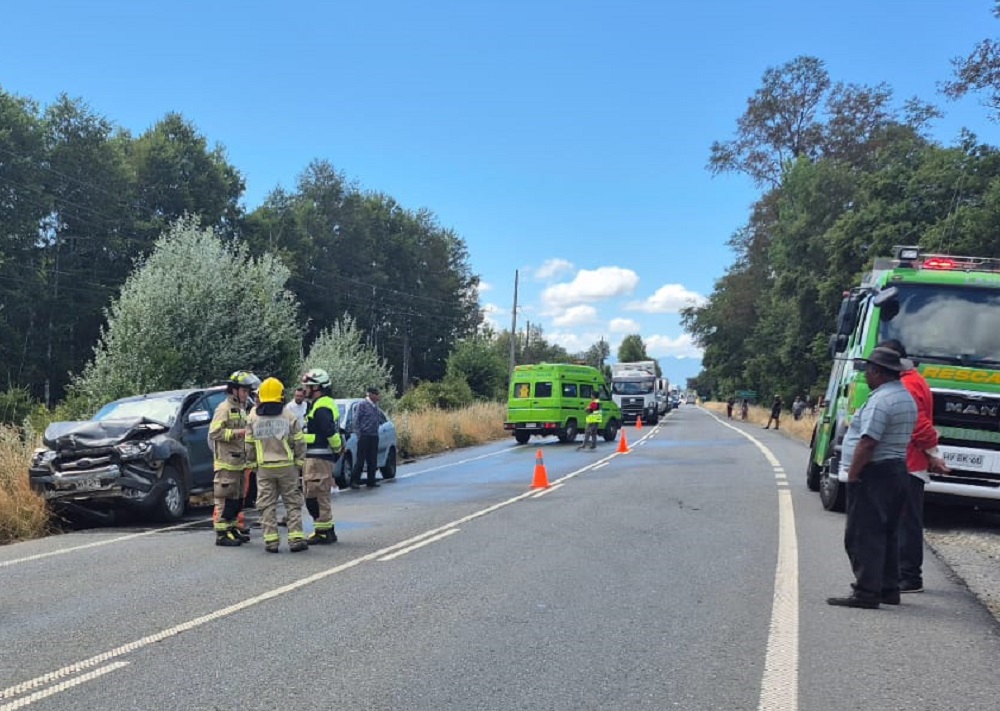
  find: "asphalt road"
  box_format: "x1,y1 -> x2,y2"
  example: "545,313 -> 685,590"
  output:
2,406 -> 999,710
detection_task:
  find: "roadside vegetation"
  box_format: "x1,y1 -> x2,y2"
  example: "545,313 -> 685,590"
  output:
702,401 -> 817,444
0,427 -> 50,543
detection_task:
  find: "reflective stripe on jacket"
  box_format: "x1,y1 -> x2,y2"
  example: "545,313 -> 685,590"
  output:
209,394 -> 248,471
245,406 -> 306,469
586,411 -> 602,425
304,395 -> 343,458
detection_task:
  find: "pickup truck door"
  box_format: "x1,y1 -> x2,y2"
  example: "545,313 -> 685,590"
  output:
182,391 -> 227,491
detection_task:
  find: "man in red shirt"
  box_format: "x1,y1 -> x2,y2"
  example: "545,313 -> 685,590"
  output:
879,340 -> 950,593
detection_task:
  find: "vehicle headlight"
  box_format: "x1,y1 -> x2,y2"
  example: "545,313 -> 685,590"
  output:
31,449 -> 57,468
115,441 -> 152,460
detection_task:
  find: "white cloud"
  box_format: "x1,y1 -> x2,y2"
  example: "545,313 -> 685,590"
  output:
480,302 -> 507,330
477,281 -> 493,294
546,330 -> 597,354
645,333 -> 703,359
609,317 -> 640,333
534,258 -> 575,280
553,305 -> 598,328
542,266 -> 640,310
626,284 -> 706,314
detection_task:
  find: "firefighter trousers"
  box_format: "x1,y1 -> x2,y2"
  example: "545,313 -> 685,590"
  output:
303,458 -> 335,531
213,469 -> 245,531
257,466 -> 305,544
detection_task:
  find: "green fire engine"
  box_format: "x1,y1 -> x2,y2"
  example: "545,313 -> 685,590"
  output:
809,245 -> 1000,511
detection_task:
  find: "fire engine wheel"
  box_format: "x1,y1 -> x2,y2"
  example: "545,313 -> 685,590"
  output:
154,466 -> 187,522
602,419 -> 619,442
514,431 -> 531,445
819,458 -> 845,512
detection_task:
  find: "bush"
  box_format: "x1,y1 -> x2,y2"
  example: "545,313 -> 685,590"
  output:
0,425 -> 50,542
303,315 -> 396,407
398,373 -> 474,412
0,387 -> 36,426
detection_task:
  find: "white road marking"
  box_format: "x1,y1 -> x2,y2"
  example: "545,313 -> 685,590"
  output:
377,528 -> 460,561
594,462 -> 609,470
0,520 -> 207,569
703,409 -> 799,711
531,483 -> 565,498
396,445 -> 511,479
0,432 -> 647,703
0,662 -> 129,711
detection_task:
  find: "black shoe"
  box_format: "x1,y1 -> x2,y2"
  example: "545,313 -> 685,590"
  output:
235,527 -> 251,543
265,542 -> 280,553
900,582 -> 924,593
215,530 -> 242,547
328,525 -> 338,543
881,591 -> 901,605
289,539 -> 309,553
307,530 -> 335,545
366,482 -> 380,488
827,594 -> 879,609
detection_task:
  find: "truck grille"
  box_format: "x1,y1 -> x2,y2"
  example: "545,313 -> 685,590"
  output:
55,448 -> 116,472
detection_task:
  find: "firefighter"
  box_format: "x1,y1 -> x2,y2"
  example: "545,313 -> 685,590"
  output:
209,370 -> 257,547
301,368 -> 343,544
245,377 -> 308,553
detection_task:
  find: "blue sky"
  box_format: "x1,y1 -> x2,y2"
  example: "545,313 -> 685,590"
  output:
2,0 -> 997,387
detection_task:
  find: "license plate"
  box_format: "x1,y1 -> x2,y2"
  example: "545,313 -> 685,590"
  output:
524,423 -> 537,428
943,451 -> 986,470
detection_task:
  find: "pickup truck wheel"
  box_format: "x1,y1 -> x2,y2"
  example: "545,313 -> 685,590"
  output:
155,466 -> 187,522
335,453 -> 353,489
819,456 -> 845,512
514,431 -> 531,445
602,419 -> 619,442
380,447 -> 397,479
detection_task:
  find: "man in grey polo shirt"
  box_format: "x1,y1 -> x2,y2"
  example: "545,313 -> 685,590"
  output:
828,346 -> 917,609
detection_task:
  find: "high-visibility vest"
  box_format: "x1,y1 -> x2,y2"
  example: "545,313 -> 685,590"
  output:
304,395 -> 342,456
586,411 -> 602,425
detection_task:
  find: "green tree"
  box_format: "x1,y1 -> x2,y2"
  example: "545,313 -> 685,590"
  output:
446,335 -> 507,400
70,217 -> 302,413
303,315 -> 396,405
943,2 -> 1000,120
617,334 -> 650,363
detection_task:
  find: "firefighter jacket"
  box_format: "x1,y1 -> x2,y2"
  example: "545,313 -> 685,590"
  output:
209,393 -> 249,471
245,402 -> 306,470
304,395 -> 343,460
586,410 -> 603,425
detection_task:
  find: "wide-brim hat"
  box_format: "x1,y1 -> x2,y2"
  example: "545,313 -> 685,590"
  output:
856,346 -> 914,373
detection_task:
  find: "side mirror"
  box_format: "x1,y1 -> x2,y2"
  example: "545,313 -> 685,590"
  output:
186,411 -> 211,426
872,286 -> 898,307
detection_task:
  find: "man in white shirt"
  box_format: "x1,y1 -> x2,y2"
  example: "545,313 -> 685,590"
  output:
284,384 -> 308,428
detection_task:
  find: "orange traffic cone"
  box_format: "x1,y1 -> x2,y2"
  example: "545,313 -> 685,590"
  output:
531,449 -> 550,489
617,427 -> 630,454
636,416 -> 643,430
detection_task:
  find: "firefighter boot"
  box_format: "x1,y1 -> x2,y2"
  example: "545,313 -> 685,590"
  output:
289,539 -> 309,553
215,529 -> 242,547
307,527 -> 337,545
265,541 -> 280,554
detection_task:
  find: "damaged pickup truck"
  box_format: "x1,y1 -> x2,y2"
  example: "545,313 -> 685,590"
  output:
29,387 -> 228,522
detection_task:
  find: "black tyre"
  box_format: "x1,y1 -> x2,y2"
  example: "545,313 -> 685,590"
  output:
602,419 -> 619,442
819,455 -> 845,512
648,411 -> 659,426
380,447 -> 397,480
154,465 -> 187,523
514,431 -> 531,445
557,420 -> 579,443
806,425 -> 822,492
335,452 -> 353,489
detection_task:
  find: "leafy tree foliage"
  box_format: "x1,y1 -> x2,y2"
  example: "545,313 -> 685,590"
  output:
70,217 -> 302,413
445,335 -> 508,401
943,2 -> 1000,120
302,315 -> 396,406
688,55 -> 1000,403
617,334 -> 650,363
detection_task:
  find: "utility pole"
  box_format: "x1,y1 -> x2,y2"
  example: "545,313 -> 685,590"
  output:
402,318 -> 411,391
508,270 -> 519,379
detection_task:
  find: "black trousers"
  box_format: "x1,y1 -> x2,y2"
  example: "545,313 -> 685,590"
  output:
352,434 -> 380,485
844,459 -> 908,599
898,474 -> 926,587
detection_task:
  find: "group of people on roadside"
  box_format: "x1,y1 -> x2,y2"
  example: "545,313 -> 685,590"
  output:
826,340 -> 949,609
208,368 -> 385,553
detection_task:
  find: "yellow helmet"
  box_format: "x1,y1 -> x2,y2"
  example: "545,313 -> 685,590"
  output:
258,377 -> 284,403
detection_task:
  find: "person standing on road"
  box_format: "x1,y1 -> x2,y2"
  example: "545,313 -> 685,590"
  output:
740,399 -> 749,421
879,339 -> 950,594
284,384 -> 309,428
301,368 -> 343,544
245,377 -> 308,553
726,397 -> 735,419
209,370 -> 257,547
763,395 -> 782,430
828,346 -> 917,609
579,398 -> 601,450
351,386 -> 387,488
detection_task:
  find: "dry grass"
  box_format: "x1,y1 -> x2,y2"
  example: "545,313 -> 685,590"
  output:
703,401 -> 816,443
0,425 -> 50,543
395,401 -> 508,458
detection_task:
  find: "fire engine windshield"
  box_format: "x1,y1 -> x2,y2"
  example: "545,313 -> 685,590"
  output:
612,379 -> 655,395
879,284 -> 1000,366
